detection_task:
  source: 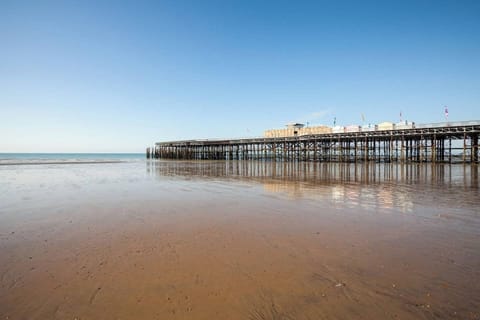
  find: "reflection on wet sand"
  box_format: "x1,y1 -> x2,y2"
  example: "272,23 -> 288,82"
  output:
149,160 -> 479,214
1,161 -> 479,319
147,160 -> 479,187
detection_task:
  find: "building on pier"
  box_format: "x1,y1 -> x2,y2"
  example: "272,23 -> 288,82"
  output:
264,123 -> 332,138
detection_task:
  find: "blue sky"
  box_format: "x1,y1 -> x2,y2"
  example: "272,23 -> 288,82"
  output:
1,0 -> 479,152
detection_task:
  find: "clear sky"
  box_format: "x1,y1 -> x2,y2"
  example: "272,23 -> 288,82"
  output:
1,0 -> 479,152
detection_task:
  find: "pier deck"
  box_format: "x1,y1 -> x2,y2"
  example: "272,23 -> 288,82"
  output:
148,120 -> 480,163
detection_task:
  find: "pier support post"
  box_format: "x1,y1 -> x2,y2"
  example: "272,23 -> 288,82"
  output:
364,138 -> 368,162
449,138 -> 452,163
401,136 -> 405,163
472,134 -> 479,163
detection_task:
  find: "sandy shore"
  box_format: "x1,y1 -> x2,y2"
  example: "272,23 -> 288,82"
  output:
0,161 -> 479,319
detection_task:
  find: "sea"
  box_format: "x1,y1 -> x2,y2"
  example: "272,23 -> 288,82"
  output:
0,153 -> 145,165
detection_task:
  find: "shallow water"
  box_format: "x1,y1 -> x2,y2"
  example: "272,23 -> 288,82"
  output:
0,153 -> 144,166
0,160 -> 479,319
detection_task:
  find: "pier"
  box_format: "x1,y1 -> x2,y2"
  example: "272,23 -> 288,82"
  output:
147,120 -> 480,163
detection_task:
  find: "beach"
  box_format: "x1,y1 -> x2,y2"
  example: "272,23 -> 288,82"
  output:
1,160 -> 479,319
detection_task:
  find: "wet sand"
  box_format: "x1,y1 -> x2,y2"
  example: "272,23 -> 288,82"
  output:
1,161 -> 479,319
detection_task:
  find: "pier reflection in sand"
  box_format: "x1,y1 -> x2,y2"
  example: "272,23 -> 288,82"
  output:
149,160 -> 478,213
1,160 -> 479,319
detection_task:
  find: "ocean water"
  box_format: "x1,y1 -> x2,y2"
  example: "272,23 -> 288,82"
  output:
0,153 -> 145,165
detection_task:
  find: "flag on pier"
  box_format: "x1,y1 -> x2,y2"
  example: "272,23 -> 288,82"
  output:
444,106 -> 449,120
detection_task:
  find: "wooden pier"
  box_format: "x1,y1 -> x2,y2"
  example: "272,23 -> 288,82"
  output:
147,121 -> 480,163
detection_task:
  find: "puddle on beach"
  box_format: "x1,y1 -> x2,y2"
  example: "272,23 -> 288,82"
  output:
0,160 -> 479,319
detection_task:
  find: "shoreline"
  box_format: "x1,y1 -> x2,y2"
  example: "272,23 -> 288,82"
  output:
0,160 -> 126,166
